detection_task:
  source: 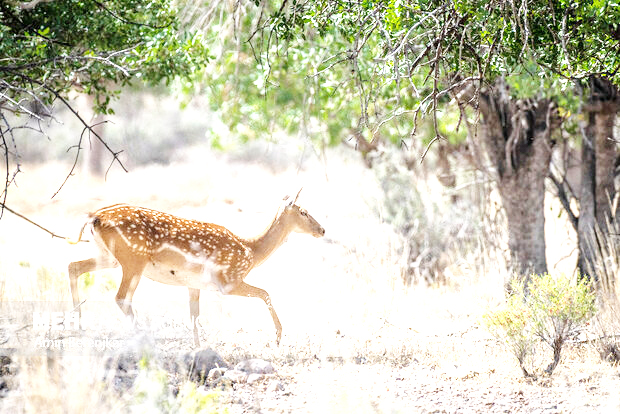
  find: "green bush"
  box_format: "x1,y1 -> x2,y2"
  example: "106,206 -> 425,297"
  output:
484,289 -> 535,376
484,273 -> 596,378
129,355 -> 226,413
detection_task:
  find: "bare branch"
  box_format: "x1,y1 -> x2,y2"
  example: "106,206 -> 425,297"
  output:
0,50 -> 136,79
6,70 -> 128,197
51,120 -> 112,199
384,7 -> 445,60
549,172 -> 579,232
420,135 -> 442,163
0,111 -> 22,221
0,123 -> 10,221
0,202 -> 81,241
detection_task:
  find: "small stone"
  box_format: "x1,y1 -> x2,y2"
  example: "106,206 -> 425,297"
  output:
235,359 -> 275,374
223,369 -> 248,383
214,377 -> 233,390
247,373 -> 265,384
103,334 -> 159,392
0,354 -> 16,396
207,367 -> 228,382
184,348 -> 228,383
266,380 -> 284,393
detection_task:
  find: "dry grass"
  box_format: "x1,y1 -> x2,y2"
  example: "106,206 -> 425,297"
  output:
0,94 -> 619,412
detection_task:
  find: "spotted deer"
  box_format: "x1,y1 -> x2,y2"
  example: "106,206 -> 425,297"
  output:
67,191 -> 325,345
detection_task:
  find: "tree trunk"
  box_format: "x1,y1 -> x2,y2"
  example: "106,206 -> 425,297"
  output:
498,139 -> 550,276
577,76 -> 619,280
591,76 -> 618,228
455,79 -> 558,276
577,113 -> 597,276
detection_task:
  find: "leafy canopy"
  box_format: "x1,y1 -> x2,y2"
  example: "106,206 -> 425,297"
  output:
0,0 -> 210,115
187,0 -> 618,148
0,0 -> 210,213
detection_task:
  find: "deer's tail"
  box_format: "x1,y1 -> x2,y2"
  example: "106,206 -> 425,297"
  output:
66,217 -> 93,245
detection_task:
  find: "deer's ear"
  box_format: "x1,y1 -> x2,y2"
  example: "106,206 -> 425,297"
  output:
292,187 -> 303,205
283,194 -> 293,207
283,188 -> 302,206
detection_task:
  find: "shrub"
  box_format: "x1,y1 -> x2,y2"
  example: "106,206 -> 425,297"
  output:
372,146 -> 484,285
129,356 -> 225,413
484,273 -> 596,378
484,288 -> 536,377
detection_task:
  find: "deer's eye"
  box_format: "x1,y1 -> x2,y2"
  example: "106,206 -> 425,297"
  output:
301,211 -> 308,217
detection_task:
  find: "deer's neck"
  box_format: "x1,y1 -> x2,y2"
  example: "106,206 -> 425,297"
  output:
246,214 -> 293,268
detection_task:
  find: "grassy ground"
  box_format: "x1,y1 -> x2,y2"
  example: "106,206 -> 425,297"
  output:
1,95 -> 619,412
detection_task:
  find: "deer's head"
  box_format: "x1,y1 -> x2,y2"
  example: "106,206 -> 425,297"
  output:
282,189 -> 325,238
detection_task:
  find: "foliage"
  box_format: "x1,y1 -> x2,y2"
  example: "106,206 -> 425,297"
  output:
485,286 -> 535,374
0,0 -> 209,212
181,1 -> 451,149
181,0 -> 618,158
0,0 -> 209,114
484,273 -> 596,377
175,382 -> 226,414
527,273 -> 596,349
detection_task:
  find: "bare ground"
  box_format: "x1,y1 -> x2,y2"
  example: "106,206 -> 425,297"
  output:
218,335 -> 620,414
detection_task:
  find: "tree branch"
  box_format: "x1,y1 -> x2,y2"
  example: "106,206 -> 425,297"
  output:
0,202 -> 84,241
91,1 -> 173,29
6,70 -> 128,197
549,172 -> 579,232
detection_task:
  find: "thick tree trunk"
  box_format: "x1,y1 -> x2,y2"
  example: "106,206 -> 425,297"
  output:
498,138 -> 550,276
494,99 -> 555,276
577,114 -> 597,276
577,76 -> 619,279
594,107 -> 617,228
455,80 -> 558,276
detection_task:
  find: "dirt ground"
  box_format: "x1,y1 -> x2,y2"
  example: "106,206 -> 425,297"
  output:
218,333 -> 620,414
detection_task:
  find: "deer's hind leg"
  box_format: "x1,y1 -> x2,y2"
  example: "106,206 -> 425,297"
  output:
68,255 -> 119,315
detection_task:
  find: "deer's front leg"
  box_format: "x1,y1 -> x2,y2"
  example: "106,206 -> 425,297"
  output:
115,266 -> 143,322
229,282 -> 282,345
